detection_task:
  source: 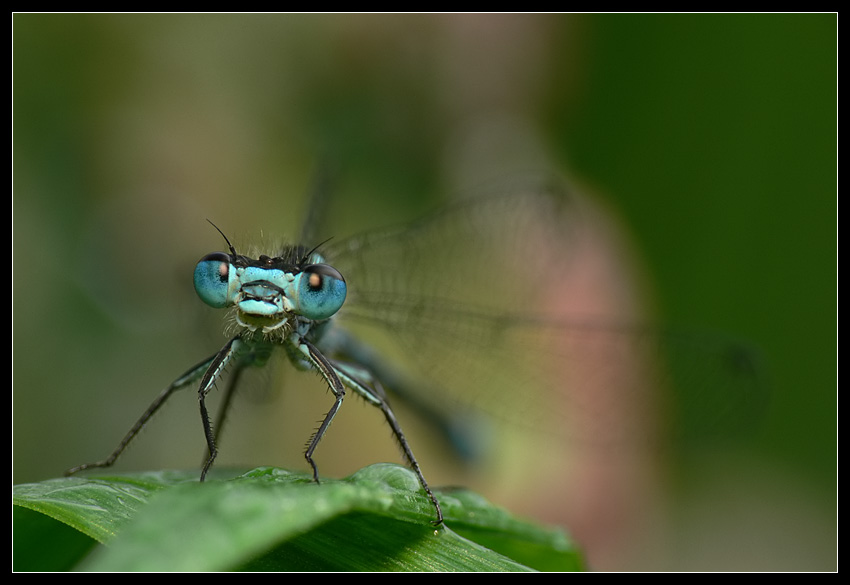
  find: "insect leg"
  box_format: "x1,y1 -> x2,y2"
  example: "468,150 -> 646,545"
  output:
210,361 -> 246,451
65,354 -> 216,476
198,335 -> 243,481
332,360 -> 444,525
210,339 -> 275,455
300,339 -> 346,485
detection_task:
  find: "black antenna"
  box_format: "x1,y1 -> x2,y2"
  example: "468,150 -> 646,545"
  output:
300,236 -> 335,266
206,220 -> 238,256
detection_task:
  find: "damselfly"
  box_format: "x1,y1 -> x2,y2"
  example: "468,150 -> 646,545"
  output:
66,177 -> 765,526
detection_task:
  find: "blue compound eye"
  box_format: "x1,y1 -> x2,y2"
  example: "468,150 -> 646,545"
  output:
293,264 -> 347,320
194,252 -> 235,308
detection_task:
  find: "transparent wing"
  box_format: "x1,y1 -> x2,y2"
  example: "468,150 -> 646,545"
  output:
319,181 -> 766,459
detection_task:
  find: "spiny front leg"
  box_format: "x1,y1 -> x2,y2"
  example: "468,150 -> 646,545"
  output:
198,335 -> 242,481
301,339 -> 346,484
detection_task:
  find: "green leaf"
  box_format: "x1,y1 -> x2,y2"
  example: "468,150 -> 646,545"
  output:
13,506 -> 97,571
13,463 -> 582,572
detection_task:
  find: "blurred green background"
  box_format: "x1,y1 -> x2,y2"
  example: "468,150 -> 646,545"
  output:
13,14 -> 835,571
